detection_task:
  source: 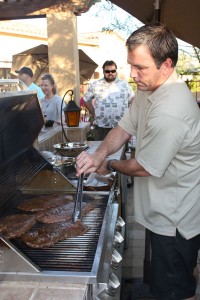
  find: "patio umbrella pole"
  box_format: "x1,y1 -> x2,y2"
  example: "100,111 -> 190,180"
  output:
154,0 -> 161,22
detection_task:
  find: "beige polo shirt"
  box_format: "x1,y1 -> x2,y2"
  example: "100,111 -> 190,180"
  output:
119,71 -> 200,239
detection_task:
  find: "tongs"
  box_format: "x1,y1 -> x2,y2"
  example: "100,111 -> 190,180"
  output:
72,173 -> 84,223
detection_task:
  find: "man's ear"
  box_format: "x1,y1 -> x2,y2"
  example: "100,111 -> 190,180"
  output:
163,58 -> 173,68
162,58 -> 173,75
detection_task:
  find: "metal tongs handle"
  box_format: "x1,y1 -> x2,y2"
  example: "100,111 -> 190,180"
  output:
72,173 -> 84,223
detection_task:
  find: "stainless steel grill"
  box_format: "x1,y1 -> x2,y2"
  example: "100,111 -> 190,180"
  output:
0,91 -> 124,299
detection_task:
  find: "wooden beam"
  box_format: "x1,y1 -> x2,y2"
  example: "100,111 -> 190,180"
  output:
0,0 -> 91,20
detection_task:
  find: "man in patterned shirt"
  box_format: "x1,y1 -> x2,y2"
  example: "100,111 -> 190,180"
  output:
83,60 -> 135,140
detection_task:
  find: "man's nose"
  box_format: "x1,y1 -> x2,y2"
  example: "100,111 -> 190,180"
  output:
130,67 -> 138,78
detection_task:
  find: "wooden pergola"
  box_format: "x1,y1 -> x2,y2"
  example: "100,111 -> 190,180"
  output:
0,0 -> 99,99
0,0 -> 97,20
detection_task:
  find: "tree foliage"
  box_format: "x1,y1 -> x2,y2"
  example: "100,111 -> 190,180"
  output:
91,0 -> 200,86
92,1 -> 200,67
91,0 -> 143,38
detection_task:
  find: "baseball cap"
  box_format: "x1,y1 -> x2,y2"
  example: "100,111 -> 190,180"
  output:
15,67 -> 33,77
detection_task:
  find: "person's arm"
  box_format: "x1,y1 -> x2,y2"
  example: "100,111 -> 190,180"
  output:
76,126 -> 128,175
103,158 -> 150,177
54,96 -> 64,124
95,125 -> 129,160
76,125 -> 150,177
84,101 -> 95,119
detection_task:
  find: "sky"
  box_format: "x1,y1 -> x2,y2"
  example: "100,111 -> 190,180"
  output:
77,0 -> 143,38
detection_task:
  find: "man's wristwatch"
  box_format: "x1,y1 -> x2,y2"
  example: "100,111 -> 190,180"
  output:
107,159 -> 117,172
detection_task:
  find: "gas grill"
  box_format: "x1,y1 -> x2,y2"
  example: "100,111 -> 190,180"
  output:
0,91 -> 125,299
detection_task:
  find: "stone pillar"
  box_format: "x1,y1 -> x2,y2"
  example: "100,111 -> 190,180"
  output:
46,12 -> 80,103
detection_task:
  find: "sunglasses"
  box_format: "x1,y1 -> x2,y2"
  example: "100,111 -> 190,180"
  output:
104,70 -> 116,74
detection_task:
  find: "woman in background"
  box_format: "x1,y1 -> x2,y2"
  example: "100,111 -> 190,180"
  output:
40,74 -> 64,124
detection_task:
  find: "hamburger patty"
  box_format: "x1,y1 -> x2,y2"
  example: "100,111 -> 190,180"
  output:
20,220 -> 90,248
17,194 -> 73,212
35,201 -> 97,224
0,214 -> 36,239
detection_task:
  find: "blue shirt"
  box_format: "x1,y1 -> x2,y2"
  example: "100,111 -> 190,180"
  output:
29,82 -> 44,101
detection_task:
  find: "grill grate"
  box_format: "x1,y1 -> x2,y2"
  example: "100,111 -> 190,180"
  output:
0,149 -> 110,272
0,149 -> 48,192
12,204 -> 107,272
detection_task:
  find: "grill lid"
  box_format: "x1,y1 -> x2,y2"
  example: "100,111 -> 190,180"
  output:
0,91 -> 44,165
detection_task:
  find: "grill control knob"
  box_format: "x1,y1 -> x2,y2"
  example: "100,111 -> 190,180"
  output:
113,231 -> 124,246
111,249 -> 122,269
116,216 -> 125,231
106,272 -> 120,296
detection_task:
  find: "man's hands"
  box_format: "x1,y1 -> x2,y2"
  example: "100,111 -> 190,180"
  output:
75,126 -> 131,176
76,151 -> 110,176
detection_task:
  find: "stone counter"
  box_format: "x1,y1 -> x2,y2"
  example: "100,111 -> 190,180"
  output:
0,281 -> 90,300
34,122 -> 90,152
